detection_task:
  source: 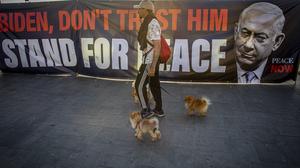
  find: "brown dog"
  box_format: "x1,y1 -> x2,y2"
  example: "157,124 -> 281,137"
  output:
129,111 -> 161,141
184,96 -> 210,117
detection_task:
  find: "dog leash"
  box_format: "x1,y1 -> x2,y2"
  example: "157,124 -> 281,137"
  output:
146,68 -> 181,101
145,58 -> 181,101
160,85 -> 182,100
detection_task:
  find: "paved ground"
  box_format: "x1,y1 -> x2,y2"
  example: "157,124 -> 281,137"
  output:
0,73 -> 300,168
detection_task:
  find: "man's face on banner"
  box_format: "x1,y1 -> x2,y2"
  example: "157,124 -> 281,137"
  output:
234,12 -> 279,71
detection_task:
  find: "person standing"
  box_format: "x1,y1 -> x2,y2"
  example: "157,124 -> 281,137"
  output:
133,0 -> 164,119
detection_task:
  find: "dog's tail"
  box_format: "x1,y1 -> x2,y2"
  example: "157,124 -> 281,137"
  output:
200,97 -> 211,105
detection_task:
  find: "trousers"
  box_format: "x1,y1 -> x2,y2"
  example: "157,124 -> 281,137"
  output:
135,61 -> 162,111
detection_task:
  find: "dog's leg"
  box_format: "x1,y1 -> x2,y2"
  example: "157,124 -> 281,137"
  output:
149,130 -> 156,141
155,130 -> 161,140
149,130 -> 161,141
187,108 -> 194,116
199,108 -> 207,117
149,129 -> 161,141
199,111 -> 207,117
136,130 -> 143,141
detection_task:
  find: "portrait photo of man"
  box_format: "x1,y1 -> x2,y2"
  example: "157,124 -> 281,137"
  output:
234,2 -> 286,84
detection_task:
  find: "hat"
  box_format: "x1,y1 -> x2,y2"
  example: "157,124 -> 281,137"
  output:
133,0 -> 155,11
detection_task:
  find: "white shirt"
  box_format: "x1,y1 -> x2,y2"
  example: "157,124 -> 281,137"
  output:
237,59 -> 268,84
142,19 -> 161,64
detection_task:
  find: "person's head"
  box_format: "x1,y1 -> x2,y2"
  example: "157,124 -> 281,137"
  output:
234,2 -> 285,71
133,0 -> 155,18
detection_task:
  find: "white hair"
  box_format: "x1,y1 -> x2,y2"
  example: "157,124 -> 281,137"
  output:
239,2 -> 285,34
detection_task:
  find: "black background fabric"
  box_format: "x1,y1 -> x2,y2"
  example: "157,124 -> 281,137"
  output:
0,0 -> 299,83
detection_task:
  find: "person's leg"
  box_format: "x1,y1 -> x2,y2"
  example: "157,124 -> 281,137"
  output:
149,62 -> 164,117
135,64 -> 153,118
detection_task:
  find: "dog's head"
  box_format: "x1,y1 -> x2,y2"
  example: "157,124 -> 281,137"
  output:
129,111 -> 142,123
199,98 -> 207,105
184,96 -> 195,104
129,111 -> 142,129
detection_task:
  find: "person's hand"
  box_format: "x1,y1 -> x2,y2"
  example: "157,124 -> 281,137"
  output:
148,65 -> 155,77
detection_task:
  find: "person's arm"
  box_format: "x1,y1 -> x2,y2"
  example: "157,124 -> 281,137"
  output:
148,39 -> 161,76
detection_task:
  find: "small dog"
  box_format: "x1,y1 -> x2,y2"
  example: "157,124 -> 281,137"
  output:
184,96 -> 210,117
129,111 -> 161,141
131,81 -> 154,105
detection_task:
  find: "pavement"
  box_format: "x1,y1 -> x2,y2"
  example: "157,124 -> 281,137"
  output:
0,72 -> 300,168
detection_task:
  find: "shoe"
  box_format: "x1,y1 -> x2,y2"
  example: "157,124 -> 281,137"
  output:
152,109 -> 165,117
141,109 -> 154,119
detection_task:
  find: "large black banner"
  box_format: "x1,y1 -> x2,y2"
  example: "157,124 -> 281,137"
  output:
0,0 -> 299,83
